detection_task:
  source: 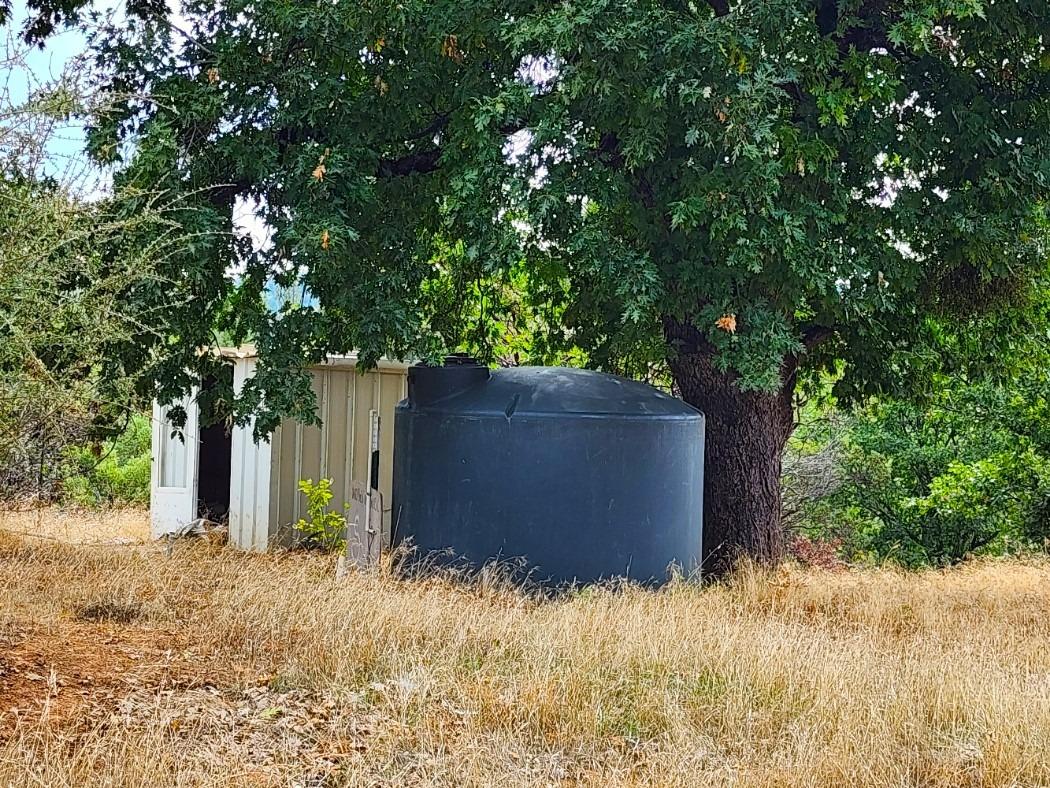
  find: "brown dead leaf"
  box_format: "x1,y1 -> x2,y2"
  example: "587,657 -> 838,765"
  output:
715,314 -> 737,333
441,34 -> 464,63
321,229 -> 330,251
312,148 -> 330,182
206,67 -> 220,85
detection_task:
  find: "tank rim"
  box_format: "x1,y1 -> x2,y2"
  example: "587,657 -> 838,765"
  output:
396,405 -> 704,421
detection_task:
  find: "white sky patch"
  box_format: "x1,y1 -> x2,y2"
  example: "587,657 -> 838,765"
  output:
167,0 -> 194,58
504,128 -> 531,163
3,1 -> 106,195
230,195 -> 274,278
518,53 -> 560,93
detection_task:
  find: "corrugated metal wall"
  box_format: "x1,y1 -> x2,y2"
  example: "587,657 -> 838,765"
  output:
268,361 -> 408,547
229,357 -> 274,550
225,356 -> 408,551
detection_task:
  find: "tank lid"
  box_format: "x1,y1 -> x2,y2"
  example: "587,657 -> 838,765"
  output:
407,356 -> 490,407
415,366 -> 702,419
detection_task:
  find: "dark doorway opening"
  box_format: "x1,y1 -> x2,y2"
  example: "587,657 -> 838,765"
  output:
197,374 -> 233,521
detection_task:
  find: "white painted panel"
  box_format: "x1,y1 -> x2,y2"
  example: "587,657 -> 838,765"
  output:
159,424 -> 185,488
252,421 -> 273,550
150,391 -> 199,539
228,359 -> 249,549
229,358 -> 273,550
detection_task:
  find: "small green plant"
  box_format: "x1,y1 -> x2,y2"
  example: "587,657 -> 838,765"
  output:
294,478 -> 347,552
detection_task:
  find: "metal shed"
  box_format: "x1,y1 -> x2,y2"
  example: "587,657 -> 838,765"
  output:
150,347 -> 409,550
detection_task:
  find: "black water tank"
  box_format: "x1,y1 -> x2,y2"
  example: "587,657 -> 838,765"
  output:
391,361 -> 704,585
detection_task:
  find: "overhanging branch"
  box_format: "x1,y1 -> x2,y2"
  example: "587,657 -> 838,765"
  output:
706,0 -> 729,17
376,148 -> 443,178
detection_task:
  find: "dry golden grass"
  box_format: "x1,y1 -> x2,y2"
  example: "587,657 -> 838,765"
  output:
0,506 -> 149,544
1,513 -> 1050,787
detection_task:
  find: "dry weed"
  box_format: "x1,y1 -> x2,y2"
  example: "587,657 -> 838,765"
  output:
0,506 -> 149,544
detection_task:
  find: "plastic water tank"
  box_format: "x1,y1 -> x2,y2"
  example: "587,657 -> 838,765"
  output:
391,359 -> 704,585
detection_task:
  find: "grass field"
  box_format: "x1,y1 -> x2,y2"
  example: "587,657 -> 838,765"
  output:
1,510 -> 1049,786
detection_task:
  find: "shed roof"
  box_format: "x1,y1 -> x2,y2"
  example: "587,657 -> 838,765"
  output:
217,345 -> 412,372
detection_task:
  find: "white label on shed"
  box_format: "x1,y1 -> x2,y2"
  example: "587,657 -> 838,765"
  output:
346,480 -> 381,568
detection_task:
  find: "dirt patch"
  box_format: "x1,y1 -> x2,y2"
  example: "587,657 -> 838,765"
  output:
0,614 -> 375,782
0,618 -> 382,781
0,619 -> 203,734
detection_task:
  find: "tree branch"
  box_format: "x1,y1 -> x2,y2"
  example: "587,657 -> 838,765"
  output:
374,93 -> 566,179
815,0 -> 837,37
272,115 -> 452,179
802,324 -> 836,350
662,315 -> 714,356
376,148 -> 443,178
819,0 -> 906,57
403,113 -> 450,143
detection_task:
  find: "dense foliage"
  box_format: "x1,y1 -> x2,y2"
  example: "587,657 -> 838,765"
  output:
0,177 -> 159,500
61,414 -> 152,507
73,0 -> 1050,412
791,370 -> 1050,567
0,34 -> 189,503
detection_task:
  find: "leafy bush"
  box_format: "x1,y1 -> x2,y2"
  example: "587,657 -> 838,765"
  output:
0,169 -> 173,503
294,478 -> 347,552
61,414 -> 152,507
793,382 -> 1050,568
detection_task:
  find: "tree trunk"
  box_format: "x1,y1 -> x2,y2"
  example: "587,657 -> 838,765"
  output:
666,337 -> 797,579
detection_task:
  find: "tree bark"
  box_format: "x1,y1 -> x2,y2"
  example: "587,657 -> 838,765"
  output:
665,323 -> 796,578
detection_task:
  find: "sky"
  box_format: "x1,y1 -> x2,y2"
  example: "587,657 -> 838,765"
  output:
4,0 -> 105,186
4,0 -> 269,252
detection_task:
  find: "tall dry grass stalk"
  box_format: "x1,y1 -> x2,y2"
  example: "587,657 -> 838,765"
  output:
1,520 -> 1049,786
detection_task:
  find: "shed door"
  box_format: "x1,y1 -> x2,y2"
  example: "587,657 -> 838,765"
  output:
150,393 -> 199,538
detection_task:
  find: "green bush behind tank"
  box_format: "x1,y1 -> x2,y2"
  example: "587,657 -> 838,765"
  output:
790,380 -> 1050,568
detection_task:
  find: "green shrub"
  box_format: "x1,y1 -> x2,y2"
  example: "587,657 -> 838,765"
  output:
794,383 -> 1050,568
61,414 -> 152,507
294,478 -> 347,552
